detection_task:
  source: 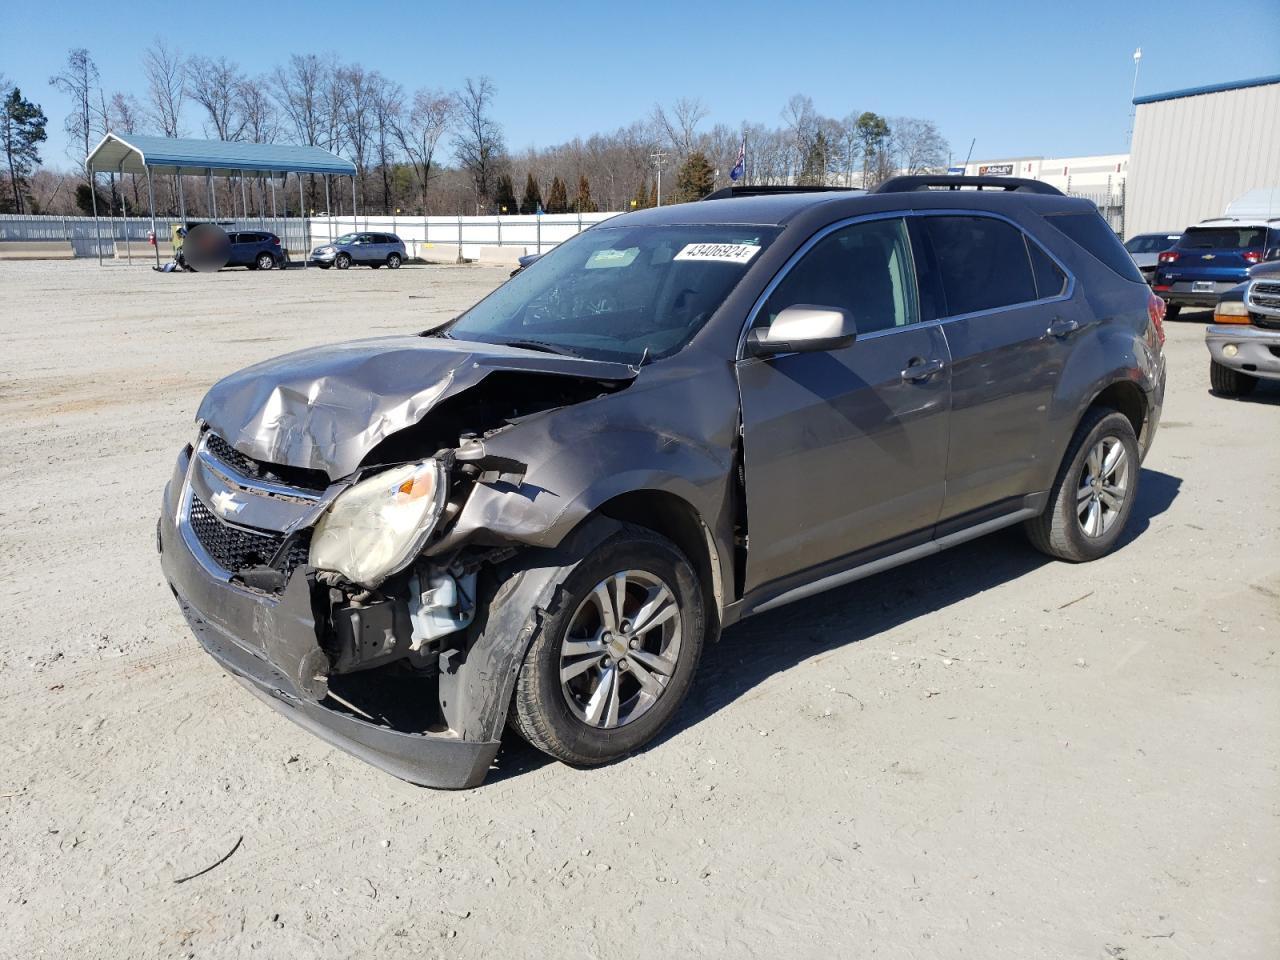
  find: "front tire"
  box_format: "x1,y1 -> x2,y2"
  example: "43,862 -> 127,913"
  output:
335,252 -> 351,270
1025,407 -> 1140,562
1164,304 -> 1181,321
510,525 -> 705,766
256,252 -> 275,271
1209,359 -> 1257,397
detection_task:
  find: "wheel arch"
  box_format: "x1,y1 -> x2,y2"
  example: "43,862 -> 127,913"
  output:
593,489 -> 724,641
1086,379 -> 1147,444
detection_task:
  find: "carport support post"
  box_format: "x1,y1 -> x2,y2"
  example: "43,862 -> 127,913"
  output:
240,172 -> 248,229
146,166 -> 160,269
298,174 -> 307,269
120,179 -> 132,264
177,174 -> 186,224
90,169 -> 102,265
351,175 -> 357,234
206,169 -> 216,220
324,178 -> 332,245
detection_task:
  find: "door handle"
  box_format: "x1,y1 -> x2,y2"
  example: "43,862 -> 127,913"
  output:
1045,317 -> 1080,339
901,357 -> 946,382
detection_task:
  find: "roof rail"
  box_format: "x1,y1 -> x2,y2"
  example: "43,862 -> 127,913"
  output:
875,175 -> 1064,196
701,185 -> 862,201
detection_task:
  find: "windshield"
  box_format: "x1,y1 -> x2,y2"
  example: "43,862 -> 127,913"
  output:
443,224 -> 780,362
334,233 -> 358,245
1178,227 -> 1266,250
1124,234 -> 1178,253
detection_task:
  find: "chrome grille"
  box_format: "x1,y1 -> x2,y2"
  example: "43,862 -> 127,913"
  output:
1247,280 -> 1280,319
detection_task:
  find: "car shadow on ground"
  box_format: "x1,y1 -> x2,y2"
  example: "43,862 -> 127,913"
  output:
485,468 -> 1183,786
1215,380 -> 1280,406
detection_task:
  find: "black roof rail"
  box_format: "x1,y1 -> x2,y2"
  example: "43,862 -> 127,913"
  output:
701,185 -> 863,201
875,175 -> 1064,196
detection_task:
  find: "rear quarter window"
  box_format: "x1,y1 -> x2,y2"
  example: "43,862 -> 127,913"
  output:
1045,212 -> 1144,283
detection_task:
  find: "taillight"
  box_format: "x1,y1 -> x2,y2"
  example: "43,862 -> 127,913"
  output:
1243,249 -> 1261,264
1158,251 -> 1179,264
272,237 -> 281,246
1147,291 -> 1166,345
1153,284 -> 1171,292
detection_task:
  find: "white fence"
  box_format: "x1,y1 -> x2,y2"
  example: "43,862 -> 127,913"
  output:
0,212 -> 622,261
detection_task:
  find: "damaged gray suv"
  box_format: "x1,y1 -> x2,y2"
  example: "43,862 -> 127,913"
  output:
159,176 -> 1168,788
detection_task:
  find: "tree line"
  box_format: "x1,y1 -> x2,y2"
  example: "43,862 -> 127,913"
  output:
2,44 -> 951,218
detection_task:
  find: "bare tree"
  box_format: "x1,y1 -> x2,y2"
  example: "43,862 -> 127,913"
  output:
652,97 -> 707,157
273,52 -> 331,210
143,39 -> 185,137
394,88 -> 451,214
892,116 -> 948,175
452,76 -> 505,214
339,64 -> 381,209
48,48 -> 99,178
107,92 -> 146,207
187,55 -> 246,140
781,94 -> 817,180
238,77 -> 277,144
371,78 -> 403,213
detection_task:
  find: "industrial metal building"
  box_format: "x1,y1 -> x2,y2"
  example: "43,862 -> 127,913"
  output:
1126,74 -> 1280,237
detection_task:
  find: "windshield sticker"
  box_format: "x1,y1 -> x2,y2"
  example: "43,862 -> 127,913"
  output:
585,248 -> 640,269
674,242 -> 761,265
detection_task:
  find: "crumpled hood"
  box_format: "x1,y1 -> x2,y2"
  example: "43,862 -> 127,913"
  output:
197,336 -> 636,479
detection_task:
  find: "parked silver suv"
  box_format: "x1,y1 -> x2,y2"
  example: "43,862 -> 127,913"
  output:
160,177 -> 1167,788
310,231 -> 406,269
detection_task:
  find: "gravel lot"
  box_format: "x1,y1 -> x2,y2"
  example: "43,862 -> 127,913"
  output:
0,259 -> 1276,959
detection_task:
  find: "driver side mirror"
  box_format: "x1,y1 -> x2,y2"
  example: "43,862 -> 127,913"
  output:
746,304 -> 857,357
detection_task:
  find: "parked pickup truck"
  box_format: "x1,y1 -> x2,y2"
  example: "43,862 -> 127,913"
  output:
159,176 -> 1166,788
1206,260 -> 1280,396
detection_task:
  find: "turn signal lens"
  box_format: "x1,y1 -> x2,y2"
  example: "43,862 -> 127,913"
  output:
1213,300 -> 1252,325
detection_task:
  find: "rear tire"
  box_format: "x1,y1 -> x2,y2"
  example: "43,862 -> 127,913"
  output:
387,252 -> 402,269
1025,407 -> 1140,563
510,525 -> 705,767
1209,359 -> 1257,397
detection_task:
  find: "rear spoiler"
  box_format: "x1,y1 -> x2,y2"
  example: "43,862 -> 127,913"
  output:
875,175 -> 1064,196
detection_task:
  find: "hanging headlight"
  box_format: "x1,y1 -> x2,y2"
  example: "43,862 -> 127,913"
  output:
309,460 -> 447,587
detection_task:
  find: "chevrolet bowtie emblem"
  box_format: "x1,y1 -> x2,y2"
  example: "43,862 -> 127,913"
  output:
1201,254 -> 1215,260
210,490 -> 246,517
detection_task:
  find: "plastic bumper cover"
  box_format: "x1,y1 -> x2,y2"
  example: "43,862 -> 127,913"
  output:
1205,324 -> 1280,381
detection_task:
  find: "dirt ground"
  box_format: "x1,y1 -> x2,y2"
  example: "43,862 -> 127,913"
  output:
0,259 -> 1276,959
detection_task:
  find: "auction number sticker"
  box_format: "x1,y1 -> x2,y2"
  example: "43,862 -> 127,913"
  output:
674,242 -> 761,265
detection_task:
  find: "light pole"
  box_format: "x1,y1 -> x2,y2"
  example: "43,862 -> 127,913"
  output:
1126,47 -> 1143,146
651,150 -> 669,206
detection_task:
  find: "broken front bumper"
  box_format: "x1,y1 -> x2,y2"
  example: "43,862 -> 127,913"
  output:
158,445 -> 500,789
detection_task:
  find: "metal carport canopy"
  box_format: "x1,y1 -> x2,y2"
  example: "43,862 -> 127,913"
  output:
86,133 -> 356,177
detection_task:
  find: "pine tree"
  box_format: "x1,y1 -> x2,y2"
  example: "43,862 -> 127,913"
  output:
573,174 -> 597,213
546,175 -> 569,214
519,172 -> 543,214
673,151 -> 715,203
494,172 -> 518,215
0,87 -> 48,215
798,130 -> 829,186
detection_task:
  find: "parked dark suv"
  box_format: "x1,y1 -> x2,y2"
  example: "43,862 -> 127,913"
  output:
227,231 -> 287,270
159,177 -> 1167,788
1153,218 -> 1280,318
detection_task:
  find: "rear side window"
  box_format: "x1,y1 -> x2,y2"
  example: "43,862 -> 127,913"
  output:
921,216 -> 1037,316
1046,212 -> 1144,282
1027,239 -> 1068,299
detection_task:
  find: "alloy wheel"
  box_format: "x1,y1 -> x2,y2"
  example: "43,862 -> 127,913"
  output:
558,570 -> 682,729
1077,436 -> 1129,538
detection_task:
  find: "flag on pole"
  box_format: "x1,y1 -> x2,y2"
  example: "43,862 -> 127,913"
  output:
729,137 -> 746,182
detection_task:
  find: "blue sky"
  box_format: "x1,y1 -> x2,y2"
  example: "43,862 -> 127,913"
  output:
5,0 -> 1278,170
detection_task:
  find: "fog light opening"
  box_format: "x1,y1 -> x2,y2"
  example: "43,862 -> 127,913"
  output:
1222,343 -> 1239,358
